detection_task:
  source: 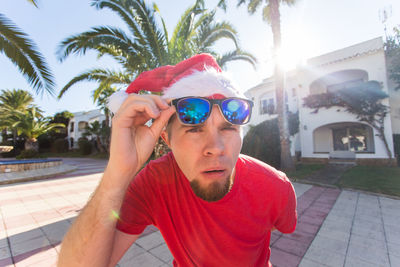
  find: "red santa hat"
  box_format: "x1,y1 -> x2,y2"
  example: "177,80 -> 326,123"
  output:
107,53 -> 244,114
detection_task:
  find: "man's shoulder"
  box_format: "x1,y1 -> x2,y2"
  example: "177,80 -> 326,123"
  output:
145,152 -> 175,172
238,154 -> 291,185
137,152 -> 178,186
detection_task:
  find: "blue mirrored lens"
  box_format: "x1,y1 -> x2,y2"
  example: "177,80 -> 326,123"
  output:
221,99 -> 251,124
177,98 -> 210,124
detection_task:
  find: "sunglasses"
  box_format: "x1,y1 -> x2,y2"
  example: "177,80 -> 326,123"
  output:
171,97 -> 254,125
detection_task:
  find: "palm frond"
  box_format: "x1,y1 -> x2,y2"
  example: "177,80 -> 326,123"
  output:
0,14 -> 55,96
248,0 -> 263,14
57,26 -> 138,61
169,2 -> 203,53
125,0 -> 167,65
217,49 -> 257,69
58,68 -> 132,99
91,0 -> 147,46
262,5 -> 271,22
153,3 -> 169,46
237,0 -> 247,7
217,0 -> 227,12
196,18 -> 239,51
27,0 -> 39,8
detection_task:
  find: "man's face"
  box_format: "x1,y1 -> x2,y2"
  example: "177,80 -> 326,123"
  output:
162,105 -> 243,202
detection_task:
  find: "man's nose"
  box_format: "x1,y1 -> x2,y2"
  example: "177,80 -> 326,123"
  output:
203,107 -> 225,156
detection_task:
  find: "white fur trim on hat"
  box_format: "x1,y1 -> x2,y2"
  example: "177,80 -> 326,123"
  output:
162,68 -> 245,100
107,90 -> 128,114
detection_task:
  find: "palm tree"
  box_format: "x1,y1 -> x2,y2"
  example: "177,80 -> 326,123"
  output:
83,121 -> 107,153
235,0 -> 297,171
0,13 -> 55,96
0,89 -> 35,145
12,107 -> 64,151
56,0 -> 256,101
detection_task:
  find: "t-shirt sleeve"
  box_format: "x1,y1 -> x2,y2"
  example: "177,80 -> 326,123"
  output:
274,180 -> 297,233
116,167 -> 155,235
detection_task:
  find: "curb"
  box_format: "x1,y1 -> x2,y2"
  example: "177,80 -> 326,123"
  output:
293,179 -> 400,200
0,164 -> 78,185
290,179 -> 339,189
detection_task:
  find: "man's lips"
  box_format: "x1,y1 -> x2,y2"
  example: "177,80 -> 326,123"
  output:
201,168 -> 227,178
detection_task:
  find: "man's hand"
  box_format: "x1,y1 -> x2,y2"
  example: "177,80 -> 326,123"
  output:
108,94 -> 175,177
58,94 -> 175,267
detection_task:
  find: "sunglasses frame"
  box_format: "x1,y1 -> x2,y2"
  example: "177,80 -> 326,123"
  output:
171,96 -> 254,126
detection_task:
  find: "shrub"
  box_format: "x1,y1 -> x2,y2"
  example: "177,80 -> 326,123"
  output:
16,149 -> 40,159
38,133 -> 52,152
78,137 -> 92,155
51,138 -> 69,153
393,134 -> 400,166
241,119 -> 281,169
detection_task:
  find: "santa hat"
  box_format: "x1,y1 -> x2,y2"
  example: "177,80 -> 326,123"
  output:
107,53 -> 245,114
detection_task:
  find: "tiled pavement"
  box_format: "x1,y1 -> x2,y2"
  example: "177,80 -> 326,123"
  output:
1,160 -> 399,266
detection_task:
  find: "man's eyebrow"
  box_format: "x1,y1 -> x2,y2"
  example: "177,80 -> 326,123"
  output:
178,124 -> 203,129
221,121 -> 236,128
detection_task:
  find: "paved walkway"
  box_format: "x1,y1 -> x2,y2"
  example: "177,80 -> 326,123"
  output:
0,159 -> 399,266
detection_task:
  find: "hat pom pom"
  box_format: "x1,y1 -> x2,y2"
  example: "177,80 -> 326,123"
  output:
107,90 -> 129,114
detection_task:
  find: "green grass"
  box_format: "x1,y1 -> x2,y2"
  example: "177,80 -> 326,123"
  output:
338,166 -> 400,197
286,163 -> 325,180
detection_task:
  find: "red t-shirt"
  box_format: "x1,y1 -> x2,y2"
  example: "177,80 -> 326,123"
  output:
117,153 -> 297,266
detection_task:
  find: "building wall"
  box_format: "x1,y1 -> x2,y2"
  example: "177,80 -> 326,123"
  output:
246,37 -> 396,160
297,48 -> 394,159
67,109 -> 106,149
388,71 -> 400,135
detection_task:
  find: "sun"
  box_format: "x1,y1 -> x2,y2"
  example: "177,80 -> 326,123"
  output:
275,28 -> 316,71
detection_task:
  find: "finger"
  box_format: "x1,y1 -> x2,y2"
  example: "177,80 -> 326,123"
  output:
147,95 -> 169,110
113,101 -> 160,129
121,94 -> 167,112
149,106 -> 176,137
121,99 -> 160,118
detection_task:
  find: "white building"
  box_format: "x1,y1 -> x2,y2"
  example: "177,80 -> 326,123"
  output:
67,109 -> 106,149
246,37 -> 398,165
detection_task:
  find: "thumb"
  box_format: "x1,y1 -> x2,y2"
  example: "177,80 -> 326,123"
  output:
149,106 -> 176,138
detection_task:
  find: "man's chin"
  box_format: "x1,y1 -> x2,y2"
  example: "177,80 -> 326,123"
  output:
190,176 -> 231,202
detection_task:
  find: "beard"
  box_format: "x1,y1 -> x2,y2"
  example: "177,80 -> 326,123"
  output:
190,175 -> 232,202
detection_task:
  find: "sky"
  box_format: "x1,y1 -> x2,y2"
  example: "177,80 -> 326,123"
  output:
1,0 -> 400,116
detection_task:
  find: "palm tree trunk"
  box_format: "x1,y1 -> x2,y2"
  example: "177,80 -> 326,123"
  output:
12,128 -> 17,146
25,138 -> 39,152
1,129 -> 7,143
270,0 -> 295,171
104,109 -> 111,154
96,135 -> 105,153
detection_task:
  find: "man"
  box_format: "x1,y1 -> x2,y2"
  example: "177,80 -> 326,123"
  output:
58,54 -> 297,267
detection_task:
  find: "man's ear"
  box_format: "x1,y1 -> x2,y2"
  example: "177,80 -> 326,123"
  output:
161,130 -> 171,148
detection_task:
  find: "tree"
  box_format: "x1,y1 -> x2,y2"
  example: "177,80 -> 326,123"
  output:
56,0 -> 256,100
385,25 -> 400,90
303,81 -> 393,160
82,121 -> 108,153
0,89 -> 35,145
242,111 -> 299,168
12,107 -> 64,151
0,12 -> 55,96
229,0 -> 297,171
50,111 -> 74,127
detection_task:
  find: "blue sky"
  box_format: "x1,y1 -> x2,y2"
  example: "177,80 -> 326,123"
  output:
1,0 -> 400,116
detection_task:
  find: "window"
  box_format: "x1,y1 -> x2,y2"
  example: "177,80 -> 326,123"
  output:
70,122 -> 74,132
78,121 -> 88,132
332,125 -> 369,152
327,79 -> 364,93
260,98 -> 275,115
